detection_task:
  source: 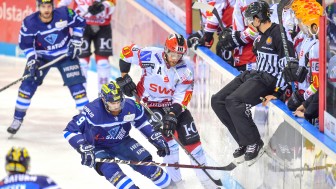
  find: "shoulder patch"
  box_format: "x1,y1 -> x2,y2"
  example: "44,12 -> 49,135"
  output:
67,8 -> 74,17
140,51 -> 152,61
121,46 -> 134,58
135,101 -> 141,110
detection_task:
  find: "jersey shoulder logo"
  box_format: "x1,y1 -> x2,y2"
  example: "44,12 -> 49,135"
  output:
44,34 -> 58,45
140,51 -> 152,61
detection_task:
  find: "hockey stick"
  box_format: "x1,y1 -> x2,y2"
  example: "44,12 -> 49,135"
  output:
277,0 -> 296,92
96,158 -> 238,171
131,91 -> 223,186
0,54 -> 67,93
192,2 -> 225,32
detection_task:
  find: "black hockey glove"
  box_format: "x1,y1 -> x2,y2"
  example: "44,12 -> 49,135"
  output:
162,113 -> 177,138
116,74 -> 137,97
217,28 -> 246,51
148,131 -> 170,157
283,60 -> 308,83
187,30 -> 203,48
68,36 -> 83,59
198,31 -> 214,48
77,143 -> 95,168
27,59 -> 42,78
287,90 -> 305,111
88,1 -> 105,15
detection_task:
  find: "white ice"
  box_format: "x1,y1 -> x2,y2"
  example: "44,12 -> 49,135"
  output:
0,56 -> 220,189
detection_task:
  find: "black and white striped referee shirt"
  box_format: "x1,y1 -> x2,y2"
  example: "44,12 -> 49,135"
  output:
254,23 -> 297,90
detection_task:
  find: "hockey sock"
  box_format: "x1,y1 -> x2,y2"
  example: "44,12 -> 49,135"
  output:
163,140 -> 182,182
96,55 -> 111,90
189,145 -> 218,189
68,83 -> 89,111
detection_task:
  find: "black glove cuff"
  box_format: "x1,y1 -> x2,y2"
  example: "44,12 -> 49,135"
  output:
170,103 -> 182,117
203,32 -> 214,43
119,59 -> 131,73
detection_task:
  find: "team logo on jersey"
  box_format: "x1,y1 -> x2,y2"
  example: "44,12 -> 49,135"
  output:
55,20 -> 68,28
108,126 -> 121,138
140,51 -> 152,61
44,34 -> 58,45
266,37 -> 272,45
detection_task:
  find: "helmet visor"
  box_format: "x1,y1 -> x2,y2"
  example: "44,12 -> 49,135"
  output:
167,51 -> 183,61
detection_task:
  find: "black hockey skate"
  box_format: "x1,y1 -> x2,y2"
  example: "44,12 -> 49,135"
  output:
245,140 -> 265,166
233,145 -> 246,164
7,119 -> 23,135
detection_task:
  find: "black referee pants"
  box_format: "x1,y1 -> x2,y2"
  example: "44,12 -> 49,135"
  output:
211,70 -> 276,146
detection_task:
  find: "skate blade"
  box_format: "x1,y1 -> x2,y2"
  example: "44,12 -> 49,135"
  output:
247,148 -> 265,166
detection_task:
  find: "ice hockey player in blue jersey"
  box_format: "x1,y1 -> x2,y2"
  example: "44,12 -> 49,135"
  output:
63,81 -> 172,189
0,147 -> 60,189
7,0 -> 89,135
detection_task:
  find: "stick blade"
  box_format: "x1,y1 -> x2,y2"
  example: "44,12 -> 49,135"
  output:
192,1 -> 214,12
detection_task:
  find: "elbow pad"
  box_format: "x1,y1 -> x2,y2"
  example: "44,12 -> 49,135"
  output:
119,59 -> 131,73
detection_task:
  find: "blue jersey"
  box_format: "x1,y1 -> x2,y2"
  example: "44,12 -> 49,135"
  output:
0,173 -> 59,189
64,98 -> 155,148
19,6 -> 86,62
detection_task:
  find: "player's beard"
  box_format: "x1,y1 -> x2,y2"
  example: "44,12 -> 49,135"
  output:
40,11 -> 52,22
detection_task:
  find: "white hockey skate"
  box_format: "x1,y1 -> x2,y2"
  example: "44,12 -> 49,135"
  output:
7,119 -> 22,135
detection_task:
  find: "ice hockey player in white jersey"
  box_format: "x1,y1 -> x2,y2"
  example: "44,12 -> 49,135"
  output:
116,33 -> 221,188
64,81 -> 171,189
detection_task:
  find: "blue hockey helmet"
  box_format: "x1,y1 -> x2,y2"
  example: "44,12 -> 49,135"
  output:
100,81 -> 125,114
37,0 -> 54,7
5,147 -> 30,174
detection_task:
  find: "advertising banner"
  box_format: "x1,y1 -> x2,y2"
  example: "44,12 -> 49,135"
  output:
0,0 -> 35,44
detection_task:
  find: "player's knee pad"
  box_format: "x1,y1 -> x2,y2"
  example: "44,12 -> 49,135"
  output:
177,111 -> 200,145
79,58 -> 90,79
96,58 -> 111,89
68,83 -> 89,110
98,163 -> 137,189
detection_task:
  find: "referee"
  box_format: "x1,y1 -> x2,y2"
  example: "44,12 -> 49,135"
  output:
211,0 -> 296,164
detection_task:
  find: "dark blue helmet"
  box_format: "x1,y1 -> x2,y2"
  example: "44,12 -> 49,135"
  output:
37,0 -> 53,7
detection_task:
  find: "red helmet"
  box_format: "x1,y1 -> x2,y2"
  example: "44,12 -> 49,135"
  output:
165,33 -> 187,55
164,34 -> 187,68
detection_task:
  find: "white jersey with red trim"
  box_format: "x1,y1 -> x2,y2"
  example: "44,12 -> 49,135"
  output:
203,0 -> 235,33
304,40 -> 319,100
270,4 -> 297,42
294,33 -> 318,99
58,0 -> 115,26
120,45 -> 194,108
231,0 -> 258,66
